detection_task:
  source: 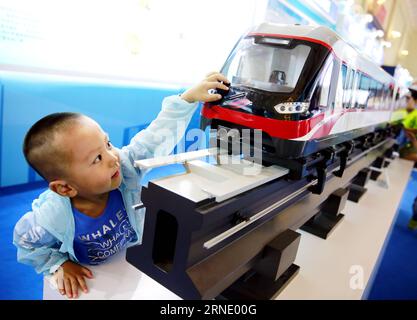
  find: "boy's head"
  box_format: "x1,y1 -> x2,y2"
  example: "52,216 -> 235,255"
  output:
24,113 -> 122,198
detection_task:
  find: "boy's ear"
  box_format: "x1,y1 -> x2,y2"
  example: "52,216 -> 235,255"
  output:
49,180 -> 77,197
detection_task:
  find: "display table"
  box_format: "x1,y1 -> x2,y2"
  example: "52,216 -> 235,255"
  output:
43,249 -> 181,300
43,158 -> 414,300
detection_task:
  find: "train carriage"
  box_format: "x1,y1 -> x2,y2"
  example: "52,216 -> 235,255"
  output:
201,23 -> 401,166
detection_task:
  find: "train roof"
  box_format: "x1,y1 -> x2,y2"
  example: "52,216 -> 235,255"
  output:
248,23 -> 394,85
249,23 -> 341,47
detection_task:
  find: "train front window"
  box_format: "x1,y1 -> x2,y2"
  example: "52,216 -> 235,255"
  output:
222,38 -> 311,93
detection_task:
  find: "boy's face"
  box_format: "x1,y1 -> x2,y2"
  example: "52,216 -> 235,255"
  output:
58,116 -> 122,198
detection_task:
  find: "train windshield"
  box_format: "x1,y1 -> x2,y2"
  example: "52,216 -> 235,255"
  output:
222,37 -> 311,93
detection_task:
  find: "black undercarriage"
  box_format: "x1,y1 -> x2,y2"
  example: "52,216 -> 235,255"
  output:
201,117 -> 402,194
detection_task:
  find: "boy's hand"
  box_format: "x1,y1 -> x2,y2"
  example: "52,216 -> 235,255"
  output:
55,260 -> 94,299
181,72 -> 230,103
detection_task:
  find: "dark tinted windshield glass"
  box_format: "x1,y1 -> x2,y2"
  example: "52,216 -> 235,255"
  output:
222,37 -> 311,93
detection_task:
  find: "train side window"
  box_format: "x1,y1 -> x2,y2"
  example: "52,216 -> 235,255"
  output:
349,70 -> 355,108
382,84 -> 389,110
335,63 -> 344,109
341,64 -> 347,88
376,81 -> 382,110
358,73 -> 369,109
385,83 -> 392,110
318,59 -> 334,108
368,79 -> 377,109
389,85 -> 395,110
343,65 -> 352,109
352,70 -> 360,109
365,76 -> 371,109
380,84 -> 385,110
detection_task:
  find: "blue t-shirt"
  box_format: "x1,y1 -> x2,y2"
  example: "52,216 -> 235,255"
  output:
73,189 -> 137,265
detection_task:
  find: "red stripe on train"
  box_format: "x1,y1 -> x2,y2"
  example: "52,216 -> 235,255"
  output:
310,113 -> 344,139
201,105 -> 325,139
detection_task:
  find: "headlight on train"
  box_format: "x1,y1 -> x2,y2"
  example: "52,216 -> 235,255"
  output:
274,102 -> 309,114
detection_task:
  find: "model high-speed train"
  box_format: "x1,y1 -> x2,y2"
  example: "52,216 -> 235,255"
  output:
201,23 -> 404,165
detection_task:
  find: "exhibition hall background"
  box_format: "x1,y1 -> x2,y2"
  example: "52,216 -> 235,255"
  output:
0,0 -> 416,299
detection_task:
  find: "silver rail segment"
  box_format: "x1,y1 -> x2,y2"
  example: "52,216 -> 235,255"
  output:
203,181 -> 315,249
203,138 -> 392,250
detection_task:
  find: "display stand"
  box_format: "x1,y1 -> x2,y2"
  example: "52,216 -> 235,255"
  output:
43,158 -> 414,300
370,157 -> 385,180
348,168 -> 371,202
218,229 -> 301,300
300,188 -> 348,239
277,158 -> 413,299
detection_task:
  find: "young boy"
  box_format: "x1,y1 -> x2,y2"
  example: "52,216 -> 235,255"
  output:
13,72 -> 230,299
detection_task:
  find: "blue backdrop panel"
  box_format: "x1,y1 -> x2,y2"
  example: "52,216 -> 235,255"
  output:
0,72 -> 202,188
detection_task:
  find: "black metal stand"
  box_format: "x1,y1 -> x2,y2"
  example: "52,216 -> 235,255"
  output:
370,157 -> 385,180
126,138 -> 395,299
218,229 -> 301,300
347,184 -> 367,202
300,188 -> 348,239
217,265 -> 300,300
348,168 -> 370,202
371,145 -> 397,180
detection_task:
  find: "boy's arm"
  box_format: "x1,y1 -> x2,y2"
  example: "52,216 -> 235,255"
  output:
120,94 -> 199,161
13,211 -> 69,275
120,72 -> 230,161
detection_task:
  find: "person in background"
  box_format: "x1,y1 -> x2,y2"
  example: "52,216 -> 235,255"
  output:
400,86 -> 417,162
405,130 -> 417,230
401,85 -> 417,230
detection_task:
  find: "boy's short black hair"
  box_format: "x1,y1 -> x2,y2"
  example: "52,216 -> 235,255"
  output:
23,112 -> 83,181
